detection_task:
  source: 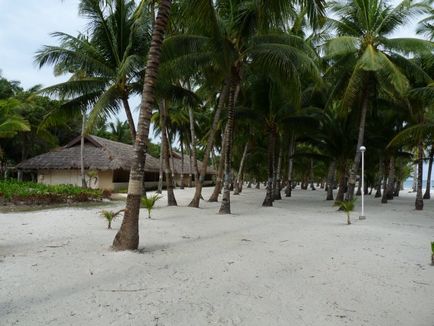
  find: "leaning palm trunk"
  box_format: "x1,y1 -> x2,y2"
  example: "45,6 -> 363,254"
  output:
219,77 -> 238,214
121,96 -> 137,141
386,156 -> 395,200
423,145 -> 433,199
113,0 -> 172,251
189,81 -> 229,207
285,132 -> 295,197
346,94 -> 369,201
326,160 -> 336,200
415,142 -> 424,210
161,101 -> 177,206
234,141 -> 249,195
263,128 -> 276,207
80,110 -> 87,189
208,130 -> 226,202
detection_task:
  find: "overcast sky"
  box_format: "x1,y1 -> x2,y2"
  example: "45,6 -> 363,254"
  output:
0,0 -> 425,89
0,1 -> 429,176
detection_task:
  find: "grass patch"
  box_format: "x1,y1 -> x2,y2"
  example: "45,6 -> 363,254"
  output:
0,180 -> 103,205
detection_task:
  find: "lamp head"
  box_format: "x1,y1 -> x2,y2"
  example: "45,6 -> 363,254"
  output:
360,146 -> 366,152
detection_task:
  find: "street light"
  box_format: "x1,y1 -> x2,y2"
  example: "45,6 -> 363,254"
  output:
359,146 -> 366,220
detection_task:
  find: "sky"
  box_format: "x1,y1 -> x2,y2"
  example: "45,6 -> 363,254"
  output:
0,0 -> 430,176
0,0 -> 424,90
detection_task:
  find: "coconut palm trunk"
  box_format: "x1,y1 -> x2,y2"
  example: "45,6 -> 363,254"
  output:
208,130 -> 226,202
394,180 -> 401,197
415,142 -> 424,210
180,139 -> 185,189
157,122 -> 164,194
285,132 -> 295,197
273,144 -> 283,200
375,157 -> 383,197
262,127 -> 276,207
234,141 -> 249,195
188,144 -> 193,187
167,130 -> 176,188
423,145 -> 433,199
219,76 -> 238,214
80,109 -> 87,189
412,162 -> 417,192
187,107 -> 200,198
346,93 -> 369,201
161,101 -> 177,206
189,81 -> 229,207
381,159 -> 389,204
386,156 -> 395,200
112,0 -> 172,251
309,159 -> 316,191
121,96 -> 137,141
326,160 -> 336,200
335,167 -> 346,205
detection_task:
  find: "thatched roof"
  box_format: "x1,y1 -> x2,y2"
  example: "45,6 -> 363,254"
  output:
17,135 -> 215,174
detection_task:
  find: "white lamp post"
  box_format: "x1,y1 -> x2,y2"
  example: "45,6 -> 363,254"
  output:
359,146 -> 366,220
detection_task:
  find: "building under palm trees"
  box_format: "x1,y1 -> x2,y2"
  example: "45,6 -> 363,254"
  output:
16,135 -> 215,191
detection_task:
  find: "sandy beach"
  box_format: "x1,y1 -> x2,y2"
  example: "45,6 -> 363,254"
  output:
1,187 -> 433,326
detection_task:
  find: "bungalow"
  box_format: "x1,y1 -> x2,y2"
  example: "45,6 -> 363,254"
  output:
16,135 -> 215,191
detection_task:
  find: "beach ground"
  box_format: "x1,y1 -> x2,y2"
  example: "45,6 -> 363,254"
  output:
1,187 -> 433,325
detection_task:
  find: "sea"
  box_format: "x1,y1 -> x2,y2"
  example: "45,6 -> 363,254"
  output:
403,179 -> 432,190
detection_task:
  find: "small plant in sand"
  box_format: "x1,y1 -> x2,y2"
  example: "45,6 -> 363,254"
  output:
141,193 -> 162,218
337,199 -> 357,225
431,242 -> 434,266
100,209 -> 124,229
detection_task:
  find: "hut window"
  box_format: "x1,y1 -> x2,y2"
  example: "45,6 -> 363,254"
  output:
113,169 -> 130,183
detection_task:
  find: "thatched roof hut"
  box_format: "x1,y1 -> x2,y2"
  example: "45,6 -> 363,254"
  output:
17,135 -> 160,172
16,135 -> 215,191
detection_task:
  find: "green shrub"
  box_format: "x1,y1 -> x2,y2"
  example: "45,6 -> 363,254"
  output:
141,193 -> 162,219
337,198 -> 357,225
0,180 -> 102,204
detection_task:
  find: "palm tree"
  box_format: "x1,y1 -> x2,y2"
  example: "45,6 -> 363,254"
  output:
35,0 -> 151,141
163,0 -> 324,213
325,0 -> 434,201
113,0 -> 173,251
0,99 -> 30,139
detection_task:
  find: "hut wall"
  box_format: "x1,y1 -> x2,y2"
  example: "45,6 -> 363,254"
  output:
38,169 -> 84,188
98,171 -> 114,191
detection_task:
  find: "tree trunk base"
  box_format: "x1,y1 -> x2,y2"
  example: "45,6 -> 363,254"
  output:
415,198 -> 424,210
112,194 -> 140,251
188,196 -> 200,208
423,192 -> 430,199
218,200 -> 230,214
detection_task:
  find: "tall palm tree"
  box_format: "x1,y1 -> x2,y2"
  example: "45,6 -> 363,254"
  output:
35,0 -> 151,141
162,0 -> 324,212
325,0 -> 433,201
113,0 -> 173,251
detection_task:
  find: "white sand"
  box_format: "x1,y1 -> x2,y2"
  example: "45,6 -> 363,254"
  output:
1,187 -> 433,326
